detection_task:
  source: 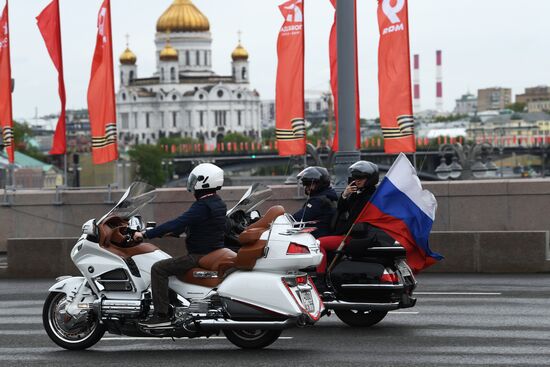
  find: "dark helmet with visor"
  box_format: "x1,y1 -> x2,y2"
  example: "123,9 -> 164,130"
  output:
348,161 -> 379,188
297,166 -> 331,190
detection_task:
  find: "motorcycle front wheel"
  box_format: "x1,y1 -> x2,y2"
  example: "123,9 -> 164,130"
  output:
43,292 -> 105,350
223,329 -> 282,349
335,309 -> 388,327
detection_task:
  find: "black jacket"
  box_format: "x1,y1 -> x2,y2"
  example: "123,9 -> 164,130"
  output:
331,186 -> 376,235
144,193 -> 227,255
293,187 -> 338,238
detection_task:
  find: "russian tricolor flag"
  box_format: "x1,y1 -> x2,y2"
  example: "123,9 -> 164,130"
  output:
356,153 -> 443,272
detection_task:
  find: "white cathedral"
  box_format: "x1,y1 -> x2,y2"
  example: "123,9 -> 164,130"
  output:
116,0 -> 262,148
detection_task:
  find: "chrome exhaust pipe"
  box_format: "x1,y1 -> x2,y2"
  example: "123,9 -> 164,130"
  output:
196,318 -> 297,330
100,299 -> 142,317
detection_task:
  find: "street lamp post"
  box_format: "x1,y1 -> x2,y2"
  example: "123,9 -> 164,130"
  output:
333,0 -> 360,193
435,142 -> 496,180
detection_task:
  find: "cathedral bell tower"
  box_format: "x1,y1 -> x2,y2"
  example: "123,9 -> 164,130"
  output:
159,36 -> 179,83
231,33 -> 249,83
119,36 -> 137,86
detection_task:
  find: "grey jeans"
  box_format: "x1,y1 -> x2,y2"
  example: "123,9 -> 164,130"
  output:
150,254 -> 203,315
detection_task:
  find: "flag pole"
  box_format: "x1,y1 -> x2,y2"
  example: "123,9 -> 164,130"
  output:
64,152 -> 68,186
326,202 -> 371,273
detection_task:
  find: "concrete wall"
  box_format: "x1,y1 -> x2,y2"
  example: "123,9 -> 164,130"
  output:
5,237 -> 186,278
5,230 -> 548,278
1,179 -> 550,275
2,180 -> 550,252
426,231 -> 549,273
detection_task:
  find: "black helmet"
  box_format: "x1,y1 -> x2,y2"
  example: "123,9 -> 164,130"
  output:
348,161 -> 379,188
297,166 -> 331,189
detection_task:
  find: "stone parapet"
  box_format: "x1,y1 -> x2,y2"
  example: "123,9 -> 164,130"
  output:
3,230 -> 549,278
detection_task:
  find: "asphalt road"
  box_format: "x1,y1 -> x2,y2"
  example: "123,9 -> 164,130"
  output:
1,274 -> 550,367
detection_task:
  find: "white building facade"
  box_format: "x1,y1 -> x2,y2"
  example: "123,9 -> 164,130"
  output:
116,0 -> 261,148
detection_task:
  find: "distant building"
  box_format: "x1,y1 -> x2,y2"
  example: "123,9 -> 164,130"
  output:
261,93 -> 330,130
466,112 -> 550,146
454,93 -> 477,115
516,86 -> 550,104
527,100 -> 550,113
477,87 -> 512,112
116,0 -> 261,148
65,110 -> 92,153
0,151 -> 62,188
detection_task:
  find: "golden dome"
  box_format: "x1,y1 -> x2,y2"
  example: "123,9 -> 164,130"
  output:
160,42 -> 178,61
231,43 -> 249,61
119,47 -> 137,65
156,0 -> 210,33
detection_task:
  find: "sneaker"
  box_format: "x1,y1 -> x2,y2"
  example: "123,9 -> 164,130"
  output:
139,313 -> 172,327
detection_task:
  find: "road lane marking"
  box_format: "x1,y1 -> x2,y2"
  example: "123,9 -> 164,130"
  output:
0,301 -> 45,308
102,336 -> 294,341
388,311 -> 419,314
415,292 -> 501,295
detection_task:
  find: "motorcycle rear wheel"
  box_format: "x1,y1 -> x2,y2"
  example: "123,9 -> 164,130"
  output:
335,309 -> 388,327
223,329 -> 282,349
43,292 -> 105,350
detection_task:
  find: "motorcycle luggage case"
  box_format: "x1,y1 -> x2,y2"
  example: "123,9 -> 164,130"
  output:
345,237 -> 406,267
330,260 -> 402,303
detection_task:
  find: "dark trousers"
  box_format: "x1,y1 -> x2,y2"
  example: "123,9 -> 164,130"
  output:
150,254 -> 203,315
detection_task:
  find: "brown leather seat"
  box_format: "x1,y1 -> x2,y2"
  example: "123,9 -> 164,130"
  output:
238,205 -> 285,245
225,205 -> 286,273
98,216 -> 160,259
178,248 -> 237,287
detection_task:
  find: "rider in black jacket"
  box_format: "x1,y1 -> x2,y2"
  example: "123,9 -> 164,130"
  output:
133,163 -> 227,327
293,167 -> 337,238
317,161 -> 379,275
332,161 -> 379,235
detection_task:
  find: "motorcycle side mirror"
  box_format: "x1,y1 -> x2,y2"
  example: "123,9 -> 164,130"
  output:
146,221 -> 157,229
249,210 -> 260,221
128,216 -> 144,232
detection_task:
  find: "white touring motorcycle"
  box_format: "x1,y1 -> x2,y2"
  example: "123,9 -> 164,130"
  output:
43,182 -> 324,350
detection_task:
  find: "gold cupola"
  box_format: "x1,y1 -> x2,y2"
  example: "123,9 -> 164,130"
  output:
231,43 -> 249,61
231,32 -> 249,61
160,39 -> 179,62
119,47 -> 137,65
156,0 -> 210,33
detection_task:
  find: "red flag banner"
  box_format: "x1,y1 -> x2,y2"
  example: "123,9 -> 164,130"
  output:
87,0 -> 117,164
0,2 -> 14,163
377,0 -> 416,153
275,0 -> 306,156
37,0 -> 66,155
329,0 -> 361,151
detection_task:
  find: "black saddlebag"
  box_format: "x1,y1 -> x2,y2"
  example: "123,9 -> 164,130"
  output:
344,225 -> 406,267
330,259 -> 404,303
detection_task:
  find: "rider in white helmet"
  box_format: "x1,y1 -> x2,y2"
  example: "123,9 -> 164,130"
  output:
133,163 -> 227,327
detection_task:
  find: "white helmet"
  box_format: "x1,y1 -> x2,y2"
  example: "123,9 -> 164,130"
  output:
187,163 -> 224,193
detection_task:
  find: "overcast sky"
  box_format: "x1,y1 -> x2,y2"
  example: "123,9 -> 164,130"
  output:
7,0 -> 550,120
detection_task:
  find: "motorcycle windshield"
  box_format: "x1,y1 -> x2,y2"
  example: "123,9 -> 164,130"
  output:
98,182 -> 157,224
227,183 -> 273,216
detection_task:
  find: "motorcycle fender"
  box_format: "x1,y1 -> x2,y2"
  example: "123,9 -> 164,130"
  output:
217,272 -> 303,317
48,276 -> 87,295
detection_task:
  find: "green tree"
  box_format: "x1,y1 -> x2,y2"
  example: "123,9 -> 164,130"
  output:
13,121 -> 46,161
128,144 -> 167,187
434,114 -> 468,122
158,136 -> 198,147
223,132 -> 253,144
505,102 -> 526,113
261,127 -> 275,142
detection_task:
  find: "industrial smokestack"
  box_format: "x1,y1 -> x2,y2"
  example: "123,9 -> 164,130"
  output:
436,50 -> 443,112
413,54 -> 420,112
